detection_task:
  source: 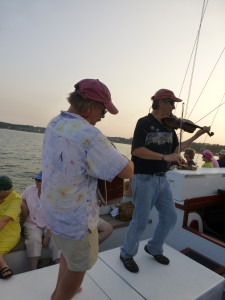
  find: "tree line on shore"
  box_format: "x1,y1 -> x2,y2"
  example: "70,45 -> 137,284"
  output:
1,121 -> 224,155
108,137 -> 224,155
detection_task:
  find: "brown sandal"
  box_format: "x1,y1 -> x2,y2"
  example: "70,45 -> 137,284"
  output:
0,267 -> 13,279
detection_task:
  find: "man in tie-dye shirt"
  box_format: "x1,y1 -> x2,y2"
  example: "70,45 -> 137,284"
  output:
41,79 -> 133,300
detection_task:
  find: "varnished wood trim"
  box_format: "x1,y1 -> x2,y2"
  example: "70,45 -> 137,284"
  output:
175,202 -> 185,210
184,226 -> 225,248
181,247 -> 225,274
179,194 -> 225,248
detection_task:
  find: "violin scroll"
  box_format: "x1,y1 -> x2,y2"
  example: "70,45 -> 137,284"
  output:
161,115 -> 214,137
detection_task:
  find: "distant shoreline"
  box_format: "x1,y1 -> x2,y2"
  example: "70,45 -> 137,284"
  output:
1,121 -> 224,153
0,121 -> 132,145
0,121 -> 45,134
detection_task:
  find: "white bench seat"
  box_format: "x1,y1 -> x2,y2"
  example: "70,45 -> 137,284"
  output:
1,240 -> 224,300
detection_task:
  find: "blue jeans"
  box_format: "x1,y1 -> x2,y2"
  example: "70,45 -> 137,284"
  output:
120,174 -> 177,258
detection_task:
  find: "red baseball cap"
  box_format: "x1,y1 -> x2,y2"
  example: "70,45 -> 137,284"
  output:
151,89 -> 182,102
74,79 -> 118,114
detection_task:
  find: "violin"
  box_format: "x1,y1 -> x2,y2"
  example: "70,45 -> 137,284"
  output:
161,115 -> 214,137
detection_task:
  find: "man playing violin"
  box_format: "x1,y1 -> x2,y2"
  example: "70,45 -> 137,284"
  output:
120,88 -> 210,273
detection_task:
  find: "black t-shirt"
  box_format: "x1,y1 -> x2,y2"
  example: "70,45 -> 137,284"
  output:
131,113 -> 178,174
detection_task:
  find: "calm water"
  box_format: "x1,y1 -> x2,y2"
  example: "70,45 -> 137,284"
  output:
0,129 -> 43,193
0,129 -> 132,193
0,129 -> 214,194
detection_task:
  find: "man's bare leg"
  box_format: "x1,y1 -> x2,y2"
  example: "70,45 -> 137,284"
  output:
51,253 -> 64,299
51,253 -> 84,300
28,257 -> 40,270
98,220 -> 113,244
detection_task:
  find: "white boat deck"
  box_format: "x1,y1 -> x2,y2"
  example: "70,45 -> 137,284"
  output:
1,240 -> 224,300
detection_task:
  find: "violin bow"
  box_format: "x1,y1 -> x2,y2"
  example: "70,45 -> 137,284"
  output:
178,103 -> 185,155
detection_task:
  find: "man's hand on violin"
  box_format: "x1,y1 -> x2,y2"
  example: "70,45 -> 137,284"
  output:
196,126 -> 211,136
163,153 -> 183,164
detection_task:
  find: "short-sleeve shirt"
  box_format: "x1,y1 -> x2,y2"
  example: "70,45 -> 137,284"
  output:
21,185 -> 48,230
41,111 -> 128,240
0,190 -> 22,254
202,162 -> 213,168
131,113 -> 178,174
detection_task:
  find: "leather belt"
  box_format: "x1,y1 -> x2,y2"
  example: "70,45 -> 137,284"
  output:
152,172 -> 166,177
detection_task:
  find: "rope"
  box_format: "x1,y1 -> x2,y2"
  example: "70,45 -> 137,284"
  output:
196,98 -> 225,123
178,103 -> 185,155
176,0 -> 208,114
184,0 -> 209,119
197,91 -> 225,145
188,46 -> 225,119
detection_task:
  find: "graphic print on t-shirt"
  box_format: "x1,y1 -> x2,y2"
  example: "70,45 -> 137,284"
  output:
145,128 -> 173,147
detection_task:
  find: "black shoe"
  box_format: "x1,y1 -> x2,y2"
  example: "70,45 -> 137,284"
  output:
120,255 -> 139,273
144,245 -> 170,265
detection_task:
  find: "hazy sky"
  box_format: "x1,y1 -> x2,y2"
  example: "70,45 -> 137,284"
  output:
1,0 -> 225,145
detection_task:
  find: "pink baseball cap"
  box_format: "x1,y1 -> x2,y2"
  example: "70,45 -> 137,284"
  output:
151,89 -> 182,102
74,79 -> 118,114
202,150 -> 213,161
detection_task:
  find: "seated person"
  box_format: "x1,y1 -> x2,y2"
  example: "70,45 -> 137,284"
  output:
217,149 -> 225,167
183,148 -> 196,166
21,171 -> 60,270
98,217 -> 113,244
201,149 -> 219,168
0,176 -> 22,279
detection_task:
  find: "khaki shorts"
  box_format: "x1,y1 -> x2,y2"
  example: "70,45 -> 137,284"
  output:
52,227 -> 99,272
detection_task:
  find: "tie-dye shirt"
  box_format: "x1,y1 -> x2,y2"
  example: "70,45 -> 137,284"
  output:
41,111 -> 128,240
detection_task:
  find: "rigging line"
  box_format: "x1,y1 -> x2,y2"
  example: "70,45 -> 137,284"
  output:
178,0 -> 208,99
184,0 -> 209,119
195,95 -> 225,123
197,92 -> 225,145
187,46 -> 225,119
178,36 -> 198,99
195,93 -> 224,163
178,103 -> 185,156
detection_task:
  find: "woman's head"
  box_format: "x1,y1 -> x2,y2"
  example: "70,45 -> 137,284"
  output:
202,149 -> 213,162
33,171 -> 42,192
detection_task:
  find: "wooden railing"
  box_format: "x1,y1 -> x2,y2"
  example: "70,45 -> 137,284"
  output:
175,193 -> 225,248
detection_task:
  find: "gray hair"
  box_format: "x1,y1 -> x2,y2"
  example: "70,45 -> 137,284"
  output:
67,90 -> 93,114
67,90 -> 99,114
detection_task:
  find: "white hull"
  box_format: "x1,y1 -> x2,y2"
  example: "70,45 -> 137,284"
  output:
162,168 -> 225,268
